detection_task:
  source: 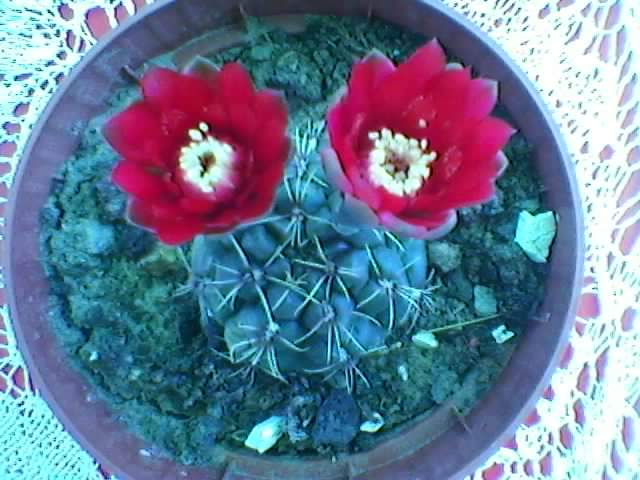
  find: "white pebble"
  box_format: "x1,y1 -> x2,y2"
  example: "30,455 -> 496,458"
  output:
412,330 -> 439,349
491,325 -> 515,344
244,416 -> 286,454
360,412 -> 385,433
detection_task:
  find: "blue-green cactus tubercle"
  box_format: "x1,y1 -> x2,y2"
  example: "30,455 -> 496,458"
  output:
185,123 -> 435,391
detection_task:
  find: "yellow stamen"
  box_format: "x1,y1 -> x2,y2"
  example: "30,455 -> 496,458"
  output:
179,122 -> 234,194
188,129 -> 204,142
367,128 -> 437,197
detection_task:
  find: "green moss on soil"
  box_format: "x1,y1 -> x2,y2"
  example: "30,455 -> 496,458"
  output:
40,15 -> 547,465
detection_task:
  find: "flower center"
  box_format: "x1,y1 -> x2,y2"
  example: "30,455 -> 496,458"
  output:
367,128 -> 437,197
179,122 -> 234,194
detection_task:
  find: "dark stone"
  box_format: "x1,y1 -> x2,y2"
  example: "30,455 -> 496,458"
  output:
312,389 -> 360,447
445,270 -> 473,303
118,225 -> 155,260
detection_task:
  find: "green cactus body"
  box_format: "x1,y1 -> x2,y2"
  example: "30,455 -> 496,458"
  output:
187,127 -> 433,391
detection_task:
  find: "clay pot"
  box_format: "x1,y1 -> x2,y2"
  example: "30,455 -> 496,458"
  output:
4,1 -> 583,479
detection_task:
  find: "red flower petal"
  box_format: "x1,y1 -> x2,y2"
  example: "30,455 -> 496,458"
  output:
202,207 -> 240,230
218,63 -> 255,106
321,147 -> 354,194
379,210 -> 457,239
465,116 -> 515,157
179,196 -> 218,215
159,109 -> 193,140
112,160 -> 170,201
156,220 -> 206,245
109,65 -> 289,245
126,198 -> 156,229
372,39 -> 446,122
203,103 -> 229,132
439,154 -> 505,202
182,56 -> 220,84
396,95 -> 436,138
398,209 -> 456,229
428,67 -> 472,123
103,101 -> 168,165
327,100 -> 353,150
254,131 -> 289,170
349,172 -> 383,210
344,50 -> 395,118
436,180 -> 496,208
252,111 -> 289,170
147,201 -> 185,223
323,40 -> 515,240
417,110 -> 512,202
426,145 -> 464,187
227,103 -> 256,143
419,68 -> 473,151
337,193 -> 380,227
412,151 -> 506,213
453,116 -> 515,186
377,187 -> 409,215
141,67 -> 215,117
253,90 -> 288,133
226,88 -> 286,145
327,109 -> 383,209
237,188 -> 278,221
463,78 -> 498,121
215,63 -> 258,141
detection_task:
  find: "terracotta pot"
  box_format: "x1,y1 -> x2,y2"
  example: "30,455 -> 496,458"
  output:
5,1 -> 584,479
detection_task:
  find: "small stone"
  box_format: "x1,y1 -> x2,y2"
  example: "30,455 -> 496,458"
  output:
412,330 -> 439,349
250,45 -> 273,60
514,210 -> 557,263
244,416 -> 286,454
138,244 -> 181,276
397,364 -> 409,382
447,270 -> 474,302
360,412 -> 385,433
79,219 -> 116,255
473,285 -> 498,316
428,241 -> 462,273
491,325 -> 515,344
118,225 -> 155,260
312,389 -> 361,447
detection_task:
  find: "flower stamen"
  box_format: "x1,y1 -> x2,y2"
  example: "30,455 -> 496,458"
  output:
180,122 -> 234,194
367,128 -> 437,197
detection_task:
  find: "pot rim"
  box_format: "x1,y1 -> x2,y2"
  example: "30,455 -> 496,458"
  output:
4,1 -> 584,479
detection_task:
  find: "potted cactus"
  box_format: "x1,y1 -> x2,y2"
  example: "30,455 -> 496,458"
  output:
5,1 -> 582,479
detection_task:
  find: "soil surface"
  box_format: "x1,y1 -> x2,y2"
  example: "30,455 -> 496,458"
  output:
40,15 -> 547,465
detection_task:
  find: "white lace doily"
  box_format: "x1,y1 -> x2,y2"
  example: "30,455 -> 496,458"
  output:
1,1 -> 638,479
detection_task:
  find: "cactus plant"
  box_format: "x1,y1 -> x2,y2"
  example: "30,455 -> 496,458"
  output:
184,122 -> 437,391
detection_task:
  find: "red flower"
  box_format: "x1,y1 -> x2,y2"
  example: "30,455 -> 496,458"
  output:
105,62 -> 289,245
323,40 -> 514,239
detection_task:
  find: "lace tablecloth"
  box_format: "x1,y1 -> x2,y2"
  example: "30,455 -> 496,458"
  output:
1,1 -> 639,479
